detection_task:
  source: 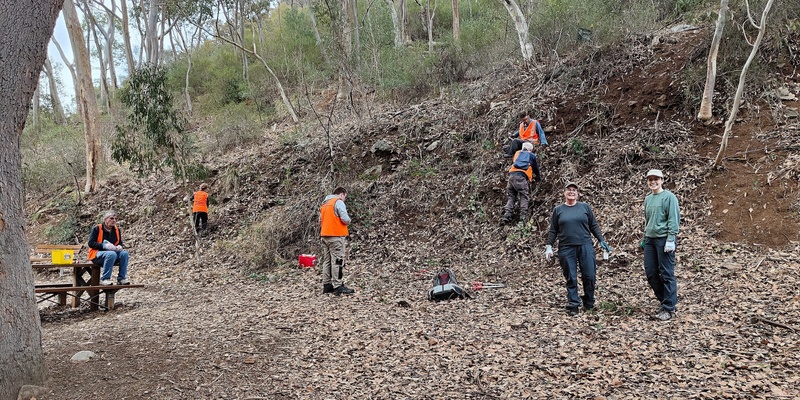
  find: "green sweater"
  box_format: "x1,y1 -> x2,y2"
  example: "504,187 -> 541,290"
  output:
644,190 -> 680,241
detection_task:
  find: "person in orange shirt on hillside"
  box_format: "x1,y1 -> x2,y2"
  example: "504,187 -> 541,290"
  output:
505,110 -> 548,157
319,187 -> 354,296
192,183 -> 209,235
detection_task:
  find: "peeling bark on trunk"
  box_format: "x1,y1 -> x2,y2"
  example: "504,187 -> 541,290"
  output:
64,0 -> 101,192
0,1 -> 63,398
499,0 -> 533,61
698,0 -> 728,121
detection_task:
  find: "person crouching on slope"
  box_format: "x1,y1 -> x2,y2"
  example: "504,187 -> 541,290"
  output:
503,141 -> 541,225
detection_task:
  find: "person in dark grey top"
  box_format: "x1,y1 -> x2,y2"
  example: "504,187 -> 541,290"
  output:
545,182 -> 611,316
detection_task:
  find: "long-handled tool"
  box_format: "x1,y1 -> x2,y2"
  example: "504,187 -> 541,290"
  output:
471,281 -> 507,290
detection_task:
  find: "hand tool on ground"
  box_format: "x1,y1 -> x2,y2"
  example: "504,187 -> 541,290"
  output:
471,281 -> 507,290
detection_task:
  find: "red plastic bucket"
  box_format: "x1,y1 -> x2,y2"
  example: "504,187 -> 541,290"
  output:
298,254 -> 317,268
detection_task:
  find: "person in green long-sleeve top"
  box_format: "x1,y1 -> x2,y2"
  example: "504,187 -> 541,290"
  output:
643,169 -> 681,321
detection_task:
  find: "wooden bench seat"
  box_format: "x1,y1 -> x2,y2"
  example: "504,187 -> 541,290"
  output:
35,284 -> 145,310
32,262 -> 96,270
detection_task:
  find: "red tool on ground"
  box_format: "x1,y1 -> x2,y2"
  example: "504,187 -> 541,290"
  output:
471,281 -> 507,290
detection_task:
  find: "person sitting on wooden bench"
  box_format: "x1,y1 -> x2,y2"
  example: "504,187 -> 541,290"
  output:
87,210 -> 132,286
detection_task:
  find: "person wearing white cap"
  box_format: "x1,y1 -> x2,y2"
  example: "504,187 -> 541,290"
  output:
643,169 -> 681,321
544,182 -> 612,316
502,141 -> 541,225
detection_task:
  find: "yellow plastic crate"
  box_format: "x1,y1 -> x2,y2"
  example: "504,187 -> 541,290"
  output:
51,249 -> 74,264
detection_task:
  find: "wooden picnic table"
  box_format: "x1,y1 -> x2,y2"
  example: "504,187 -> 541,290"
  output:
32,244 -> 143,311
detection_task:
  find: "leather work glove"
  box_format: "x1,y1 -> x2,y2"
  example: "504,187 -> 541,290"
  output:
600,242 -> 612,253
545,245 -> 554,260
664,240 -> 676,253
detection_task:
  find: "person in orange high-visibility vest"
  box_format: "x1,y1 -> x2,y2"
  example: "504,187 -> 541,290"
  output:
319,187 -> 354,295
87,210 -> 131,285
192,183 -> 209,235
505,110 -> 548,157
503,142 -> 542,225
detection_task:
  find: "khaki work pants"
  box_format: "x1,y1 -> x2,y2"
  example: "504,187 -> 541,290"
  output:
320,236 -> 347,287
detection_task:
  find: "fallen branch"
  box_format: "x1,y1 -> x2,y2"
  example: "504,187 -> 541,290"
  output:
752,316 -> 799,332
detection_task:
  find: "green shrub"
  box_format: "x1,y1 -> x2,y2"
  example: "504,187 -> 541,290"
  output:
206,102 -> 263,153
233,202 -> 316,269
21,120 -> 85,195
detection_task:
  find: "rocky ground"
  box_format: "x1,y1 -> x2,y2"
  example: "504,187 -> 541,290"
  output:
28,26 -> 800,399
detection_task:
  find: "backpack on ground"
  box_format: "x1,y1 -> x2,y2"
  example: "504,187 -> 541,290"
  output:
428,268 -> 470,301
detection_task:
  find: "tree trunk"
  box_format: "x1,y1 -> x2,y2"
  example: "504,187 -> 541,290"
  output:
713,0 -> 775,166
452,0 -> 459,43
698,0 -> 728,121
0,1 -> 63,398
351,0 -> 360,64
384,0 -> 403,47
33,83 -> 41,131
307,0 -> 330,60
120,0 -> 136,72
64,0 -> 101,192
425,0 -> 437,52
342,0 -> 353,59
43,57 -> 67,124
175,29 -> 194,113
146,0 -> 159,64
106,0 -> 118,89
85,5 -> 110,113
400,0 -> 408,44
51,37 -> 81,117
239,0 -> 249,82
499,0 -> 533,61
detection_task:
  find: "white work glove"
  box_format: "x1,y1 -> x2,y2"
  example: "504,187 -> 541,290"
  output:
102,240 -> 115,251
664,240 -> 676,253
545,245 -> 553,260
115,245 -> 123,252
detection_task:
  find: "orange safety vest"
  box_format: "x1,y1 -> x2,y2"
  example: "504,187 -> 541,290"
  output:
519,120 -> 540,143
193,190 -> 209,213
320,197 -> 349,237
508,150 -> 533,181
88,224 -> 120,260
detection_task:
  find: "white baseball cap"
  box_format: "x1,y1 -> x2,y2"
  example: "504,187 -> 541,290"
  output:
646,169 -> 664,178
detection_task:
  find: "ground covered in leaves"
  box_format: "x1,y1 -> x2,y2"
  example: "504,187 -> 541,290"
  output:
30,26 -> 800,399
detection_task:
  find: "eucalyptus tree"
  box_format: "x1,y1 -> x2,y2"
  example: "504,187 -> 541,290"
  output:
500,0 -> 533,61
63,0 -> 102,192
699,0 -> 729,121
714,0 -> 776,166
43,57 -> 67,124
0,1 -> 64,398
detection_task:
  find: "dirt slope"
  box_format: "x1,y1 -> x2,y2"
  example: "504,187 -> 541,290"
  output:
31,26 -> 800,399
